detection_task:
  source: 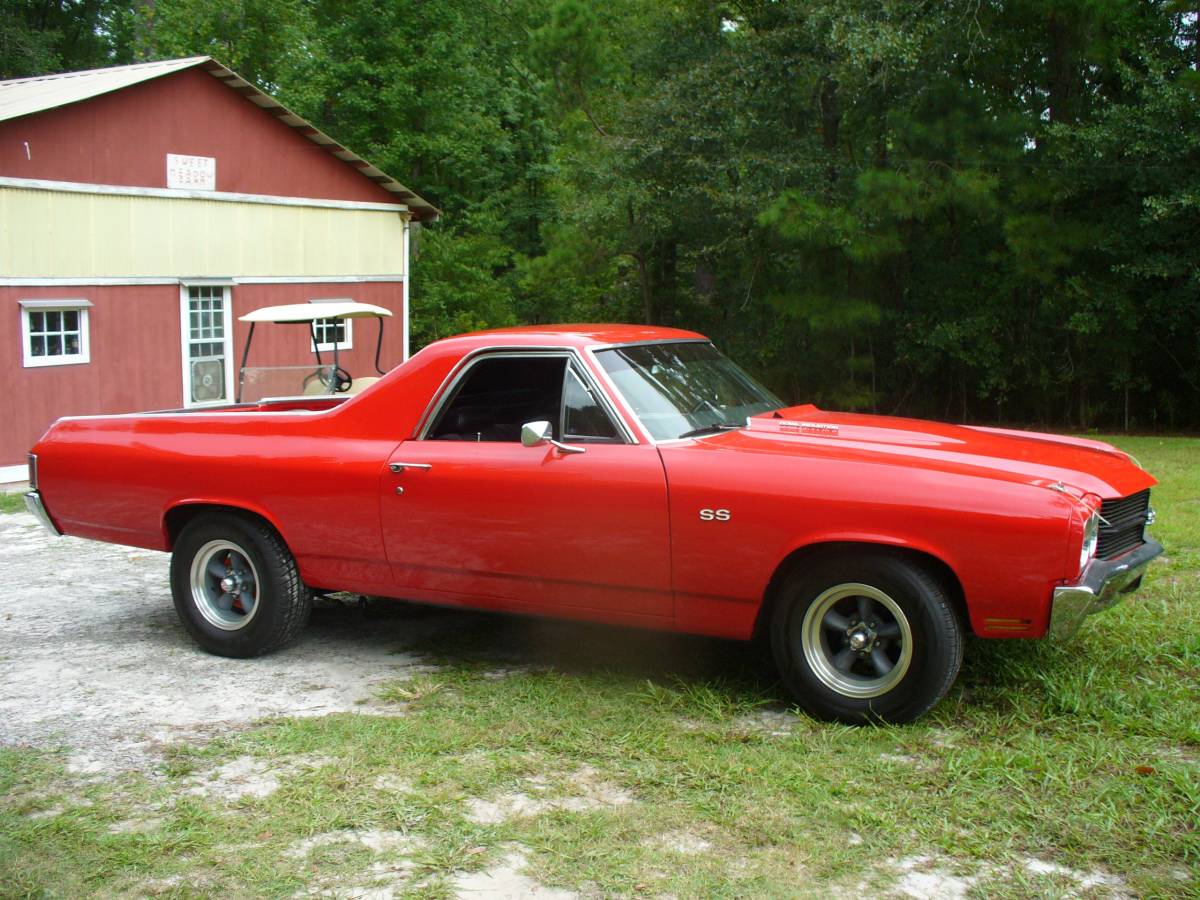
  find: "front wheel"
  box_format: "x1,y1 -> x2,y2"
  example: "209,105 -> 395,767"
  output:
770,554 -> 963,724
170,513 -> 311,658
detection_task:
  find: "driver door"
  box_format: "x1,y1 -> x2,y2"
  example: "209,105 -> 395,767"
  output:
379,352 -> 673,621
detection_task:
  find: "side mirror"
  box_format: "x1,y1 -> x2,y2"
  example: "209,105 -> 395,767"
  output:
521,420 -> 553,447
521,420 -> 586,455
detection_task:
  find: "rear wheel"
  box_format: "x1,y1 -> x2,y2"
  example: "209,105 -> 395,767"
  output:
770,554 -> 962,724
170,513 -> 311,658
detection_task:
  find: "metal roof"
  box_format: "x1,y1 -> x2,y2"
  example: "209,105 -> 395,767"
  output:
0,56 -> 440,221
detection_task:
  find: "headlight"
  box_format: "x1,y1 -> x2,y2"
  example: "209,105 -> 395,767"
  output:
1080,511 -> 1100,572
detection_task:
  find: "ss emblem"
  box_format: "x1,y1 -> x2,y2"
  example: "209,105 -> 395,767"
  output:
699,508 -> 731,522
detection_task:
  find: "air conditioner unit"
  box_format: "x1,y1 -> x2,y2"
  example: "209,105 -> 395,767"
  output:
191,358 -> 225,403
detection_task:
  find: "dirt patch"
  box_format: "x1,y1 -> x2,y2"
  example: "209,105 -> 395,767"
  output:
185,753 -> 333,801
0,514 -> 429,770
465,765 -> 633,825
643,828 -> 714,856
450,849 -> 578,899
285,829 -> 421,860
282,830 -> 427,898
106,815 -> 165,834
371,773 -> 412,794
1019,857 -> 1128,894
883,854 -> 1130,899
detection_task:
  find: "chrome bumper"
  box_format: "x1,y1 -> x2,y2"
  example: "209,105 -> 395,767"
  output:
1048,539 -> 1162,640
23,490 -> 61,537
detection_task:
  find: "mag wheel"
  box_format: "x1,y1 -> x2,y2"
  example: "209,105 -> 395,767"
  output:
170,513 -> 311,658
771,554 -> 963,724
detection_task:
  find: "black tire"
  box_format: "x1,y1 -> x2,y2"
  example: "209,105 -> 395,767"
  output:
170,513 -> 311,658
770,553 -> 963,725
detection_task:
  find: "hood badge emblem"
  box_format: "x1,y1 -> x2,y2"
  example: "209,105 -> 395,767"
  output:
781,421 -> 839,436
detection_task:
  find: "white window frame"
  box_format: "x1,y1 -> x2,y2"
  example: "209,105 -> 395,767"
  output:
19,299 -> 92,368
311,317 -> 353,353
308,299 -> 354,352
179,281 -> 235,408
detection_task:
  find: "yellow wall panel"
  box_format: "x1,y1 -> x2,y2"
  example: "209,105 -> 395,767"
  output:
0,187 -> 407,278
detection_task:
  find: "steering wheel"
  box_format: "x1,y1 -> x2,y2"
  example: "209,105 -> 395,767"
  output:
331,366 -> 353,392
302,367 -> 354,393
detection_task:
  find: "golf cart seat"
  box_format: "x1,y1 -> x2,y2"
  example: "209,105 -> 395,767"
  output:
345,377 -> 380,395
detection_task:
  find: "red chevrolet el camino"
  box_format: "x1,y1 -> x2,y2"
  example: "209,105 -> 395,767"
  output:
24,325 -> 1161,724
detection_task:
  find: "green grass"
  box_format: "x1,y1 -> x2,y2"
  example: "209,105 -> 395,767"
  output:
1,436 -> 1196,897
0,492 -> 25,515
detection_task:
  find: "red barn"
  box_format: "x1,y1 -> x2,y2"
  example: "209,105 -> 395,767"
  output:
0,56 -> 438,483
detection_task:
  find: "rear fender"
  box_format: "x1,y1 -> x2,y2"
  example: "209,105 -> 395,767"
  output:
162,499 -> 290,551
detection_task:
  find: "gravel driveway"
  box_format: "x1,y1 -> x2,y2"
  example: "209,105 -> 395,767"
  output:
0,511 -> 425,771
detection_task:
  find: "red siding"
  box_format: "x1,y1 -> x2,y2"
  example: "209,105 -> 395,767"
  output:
0,67 -> 399,205
1,281 -> 405,468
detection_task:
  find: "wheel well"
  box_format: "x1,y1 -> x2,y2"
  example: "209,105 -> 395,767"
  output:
163,503 -> 280,550
752,541 -> 970,639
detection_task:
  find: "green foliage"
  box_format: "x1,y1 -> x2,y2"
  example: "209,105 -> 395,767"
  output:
9,0 -> 1200,429
0,0 -> 131,77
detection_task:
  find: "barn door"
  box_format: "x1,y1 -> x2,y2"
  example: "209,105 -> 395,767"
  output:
180,284 -> 234,406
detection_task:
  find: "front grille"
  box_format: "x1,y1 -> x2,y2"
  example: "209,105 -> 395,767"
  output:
1097,489 -> 1151,560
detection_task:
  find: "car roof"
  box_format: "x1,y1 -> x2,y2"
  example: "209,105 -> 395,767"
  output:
447,323 -> 707,348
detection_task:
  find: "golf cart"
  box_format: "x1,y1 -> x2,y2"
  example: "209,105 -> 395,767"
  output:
236,300 -> 393,403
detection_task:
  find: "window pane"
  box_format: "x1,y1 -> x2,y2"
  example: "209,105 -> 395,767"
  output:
47,334 -> 62,356
563,367 -> 620,440
429,356 -> 567,442
63,310 -> 78,331
29,311 -> 45,334
46,311 -> 61,331
313,318 -> 345,345
595,343 -> 782,440
65,333 -> 80,354
31,336 -> 45,356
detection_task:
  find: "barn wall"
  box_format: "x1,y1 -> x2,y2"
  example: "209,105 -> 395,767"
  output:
0,186 -> 407,278
0,67 -> 398,205
1,280 -> 405,468
1,284 -> 182,467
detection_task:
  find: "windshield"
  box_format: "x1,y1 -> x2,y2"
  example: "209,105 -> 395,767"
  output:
595,341 -> 782,440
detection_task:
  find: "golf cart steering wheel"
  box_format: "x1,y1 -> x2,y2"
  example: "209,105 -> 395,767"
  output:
331,366 -> 352,392
302,366 -> 354,393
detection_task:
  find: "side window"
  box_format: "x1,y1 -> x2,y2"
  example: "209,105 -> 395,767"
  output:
562,365 -> 622,442
428,355 -> 567,442
312,317 -> 351,352
20,300 -> 91,368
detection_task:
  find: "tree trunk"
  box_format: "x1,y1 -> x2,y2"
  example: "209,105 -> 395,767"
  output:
1046,12 -> 1078,125
134,0 -> 156,61
655,241 -> 678,324
819,74 -> 839,186
635,252 -> 654,325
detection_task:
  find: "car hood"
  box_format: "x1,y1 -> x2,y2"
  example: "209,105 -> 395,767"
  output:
712,405 -> 1156,500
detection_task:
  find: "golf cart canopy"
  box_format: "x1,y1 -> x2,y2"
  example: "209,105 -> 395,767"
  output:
238,301 -> 394,324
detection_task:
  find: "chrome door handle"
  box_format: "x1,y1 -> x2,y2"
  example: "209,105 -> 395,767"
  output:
390,462 -> 432,473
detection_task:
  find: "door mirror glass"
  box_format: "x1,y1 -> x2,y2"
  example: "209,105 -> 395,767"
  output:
521,420 -> 553,447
